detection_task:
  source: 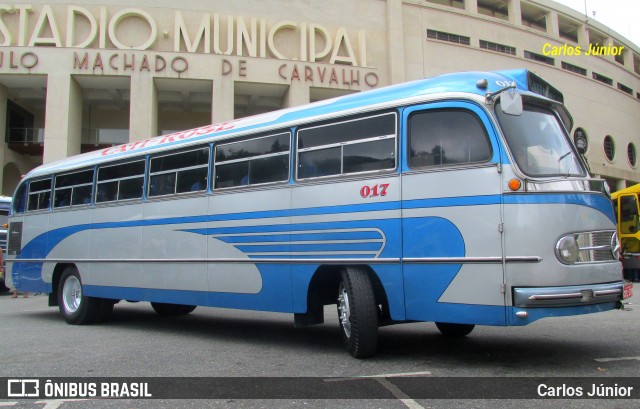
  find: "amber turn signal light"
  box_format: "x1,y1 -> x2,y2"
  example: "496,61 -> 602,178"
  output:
508,178 -> 522,191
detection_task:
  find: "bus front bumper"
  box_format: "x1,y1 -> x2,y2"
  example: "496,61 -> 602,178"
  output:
513,281 -> 625,308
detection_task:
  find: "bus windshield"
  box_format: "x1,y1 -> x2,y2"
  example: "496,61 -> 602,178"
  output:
496,103 -> 585,178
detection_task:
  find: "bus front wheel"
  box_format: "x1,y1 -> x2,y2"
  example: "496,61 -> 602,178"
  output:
58,267 -> 101,325
435,322 -> 475,337
337,267 -> 378,358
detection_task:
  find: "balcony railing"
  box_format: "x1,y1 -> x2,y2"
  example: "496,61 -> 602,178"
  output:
6,127 -> 45,145
6,127 -> 44,155
5,127 -> 131,155
82,128 -> 129,146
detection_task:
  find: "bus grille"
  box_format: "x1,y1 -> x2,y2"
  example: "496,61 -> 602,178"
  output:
576,230 -> 616,263
590,231 -> 616,261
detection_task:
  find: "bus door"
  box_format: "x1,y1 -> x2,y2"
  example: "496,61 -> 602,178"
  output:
617,193 -> 640,269
401,101 -> 506,325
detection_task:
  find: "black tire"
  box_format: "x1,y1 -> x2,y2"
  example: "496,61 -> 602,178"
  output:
151,302 -> 197,316
336,267 -> 378,358
435,322 -> 475,337
57,267 -> 101,325
96,299 -> 116,322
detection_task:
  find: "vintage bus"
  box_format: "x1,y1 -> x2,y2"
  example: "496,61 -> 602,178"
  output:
6,69 -> 626,358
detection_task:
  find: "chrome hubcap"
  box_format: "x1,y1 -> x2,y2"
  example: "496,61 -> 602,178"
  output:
62,275 -> 82,314
337,283 -> 351,338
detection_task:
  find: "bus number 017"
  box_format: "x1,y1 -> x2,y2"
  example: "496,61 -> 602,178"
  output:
360,183 -> 389,198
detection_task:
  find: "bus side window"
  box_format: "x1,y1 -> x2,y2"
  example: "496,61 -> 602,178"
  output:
214,132 -> 290,189
149,147 -> 209,197
53,169 -> 94,208
97,160 -> 145,203
408,109 -> 492,169
27,178 -> 52,212
296,112 -> 397,180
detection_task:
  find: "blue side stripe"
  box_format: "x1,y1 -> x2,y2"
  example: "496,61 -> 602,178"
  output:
16,192 -> 612,260
503,193 -> 614,223
403,194 -> 501,209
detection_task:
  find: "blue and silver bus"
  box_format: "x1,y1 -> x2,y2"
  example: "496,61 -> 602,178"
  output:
6,69 -> 626,358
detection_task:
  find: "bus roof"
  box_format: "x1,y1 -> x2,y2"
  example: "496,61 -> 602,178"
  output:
23,68 -> 559,180
611,183 -> 640,199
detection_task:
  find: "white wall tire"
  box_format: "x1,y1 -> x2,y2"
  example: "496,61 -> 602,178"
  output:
57,267 -> 101,325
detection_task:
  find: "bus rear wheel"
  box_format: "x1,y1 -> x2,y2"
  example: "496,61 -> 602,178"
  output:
58,267 -> 101,325
435,322 -> 475,337
151,302 -> 197,316
337,267 -> 378,358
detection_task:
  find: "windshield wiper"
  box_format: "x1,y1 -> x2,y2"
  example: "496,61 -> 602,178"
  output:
558,151 -> 574,178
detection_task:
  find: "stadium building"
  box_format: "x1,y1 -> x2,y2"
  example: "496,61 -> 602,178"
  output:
0,0 -> 638,195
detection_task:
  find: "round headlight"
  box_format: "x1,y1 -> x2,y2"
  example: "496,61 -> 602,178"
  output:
556,235 -> 579,264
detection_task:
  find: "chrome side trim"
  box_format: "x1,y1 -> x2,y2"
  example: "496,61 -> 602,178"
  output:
17,258 -> 399,265
403,256 -> 542,264
12,255 -> 542,265
528,293 -> 582,301
593,289 -> 622,297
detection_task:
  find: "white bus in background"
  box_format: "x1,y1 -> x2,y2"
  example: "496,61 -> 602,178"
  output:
6,69 -> 627,358
0,195 -> 11,292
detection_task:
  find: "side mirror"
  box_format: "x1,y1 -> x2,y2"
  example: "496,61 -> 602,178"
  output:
574,131 -> 588,155
500,92 -> 523,116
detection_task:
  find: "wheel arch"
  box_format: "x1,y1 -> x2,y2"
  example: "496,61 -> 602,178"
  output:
49,263 -> 76,307
304,264 -> 391,323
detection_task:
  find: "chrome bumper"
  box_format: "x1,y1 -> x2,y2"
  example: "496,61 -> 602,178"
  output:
513,282 -> 624,308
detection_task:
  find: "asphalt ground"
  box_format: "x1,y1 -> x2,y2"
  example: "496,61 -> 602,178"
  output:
0,289 -> 638,408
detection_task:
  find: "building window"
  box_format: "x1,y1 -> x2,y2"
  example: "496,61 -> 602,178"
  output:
426,29 -> 470,46
478,0 -> 509,21
424,0 -> 464,9
480,40 -> 516,55
617,83 -> 633,95
592,72 -> 613,86
613,42 -> 625,65
628,143 -> 637,168
588,30 -> 607,52
561,61 -> 587,76
603,136 -> 615,162
573,128 -> 588,154
524,50 -> 554,66
521,2 -> 547,32
558,17 -> 579,43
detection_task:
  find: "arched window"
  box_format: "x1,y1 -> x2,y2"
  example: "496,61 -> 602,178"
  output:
603,135 -> 615,162
628,143 -> 637,168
